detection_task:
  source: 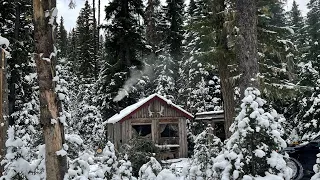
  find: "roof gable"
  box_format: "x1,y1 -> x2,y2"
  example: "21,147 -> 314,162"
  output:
105,94 -> 194,124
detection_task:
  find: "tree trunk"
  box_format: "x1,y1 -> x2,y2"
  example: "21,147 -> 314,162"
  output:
215,0 -> 236,139
0,49 -> 9,175
236,0 -> 259,99
33,0 -> 67,179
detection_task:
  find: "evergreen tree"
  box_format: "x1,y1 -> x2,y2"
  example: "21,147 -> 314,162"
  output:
306,0 -> 320,67
296,75 -> 320,141
188,126 -> 222,180
114,154 -> 135,180
64,152 -> 92,179
287,0 -> 305,50
292,0 -> 320,142
57,17 -> 68,58
96,0 -> 145,119
67,28 -> 78,67
99,141 -> 118,179
74,0 -> 96,81
145,0 -> 163,54
158,0 -> 185,102
164,0 -> 184,59
214,88 -> 292,179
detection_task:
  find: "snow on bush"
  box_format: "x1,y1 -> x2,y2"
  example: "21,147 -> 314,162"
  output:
113,154 -> 136,180
139,157 -> 162,180
311,153 -> 320,180
213,87 -> 292,180
64,152 -> 93,179
156,169 -> 177,180
188,126 -> 222,180
96,141 -> 118,179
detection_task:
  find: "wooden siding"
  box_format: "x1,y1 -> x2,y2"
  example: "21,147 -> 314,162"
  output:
178,118 -> 188,158
152,119 -> 159,144
107,98 -> 190,159
130,99 -> 186,120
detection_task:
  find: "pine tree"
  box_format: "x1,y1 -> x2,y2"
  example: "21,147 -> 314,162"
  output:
164,0 -> 184,59
71,83 -> 105,150
64,152 -> 92,179
306,0 -> 320,67
96,0 -> 145,119
213,88 -> 292,179
99,141 -> 118,179
287,0 -> 305,50
158,0 -> 185,102
296,76 -> 320,141
114,154 -> 135,180
188,126 -> 222,180
74,1 -> 96,82
57,17 -> 68,58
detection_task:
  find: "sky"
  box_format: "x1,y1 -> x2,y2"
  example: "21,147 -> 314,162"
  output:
57,0 -> 309,31
57,0 -> 109,31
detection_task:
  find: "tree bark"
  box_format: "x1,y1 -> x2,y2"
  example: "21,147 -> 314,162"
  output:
236,0 -> 259,99
0,49 -> 9,175
33,0 -> 67,179
215,0 -> 236,139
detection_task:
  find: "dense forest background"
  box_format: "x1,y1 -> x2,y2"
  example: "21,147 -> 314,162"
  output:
1,0 -> 320,179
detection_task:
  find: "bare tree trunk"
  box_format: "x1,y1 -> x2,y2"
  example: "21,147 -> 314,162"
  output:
236,0 -> 259,99
0,49 -> 9,175
214,0 -> 236,139
33,0 -> 67,179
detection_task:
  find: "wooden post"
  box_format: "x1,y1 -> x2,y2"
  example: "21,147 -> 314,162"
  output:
178,118 -> 187,158
151,119 -> 159,144
0,48 -> 8,175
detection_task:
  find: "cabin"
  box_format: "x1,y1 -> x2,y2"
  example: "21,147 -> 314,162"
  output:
105,94 -> 193,159
194,110 -> 226,141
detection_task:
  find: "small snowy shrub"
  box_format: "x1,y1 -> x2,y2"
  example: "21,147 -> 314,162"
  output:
97,141 -> 118,179
122,136 -> 159,177
114,154 -> 135,180
64,152 -> 93,180
139,157 -> 162,180
311,153 -> 320,180
213,87 -> 292,180
188,126 -> 222,180
1,127 -> 33,179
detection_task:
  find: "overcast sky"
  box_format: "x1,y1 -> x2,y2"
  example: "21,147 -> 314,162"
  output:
57,0 -> 309,31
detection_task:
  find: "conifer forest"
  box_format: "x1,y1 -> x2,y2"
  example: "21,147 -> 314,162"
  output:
1,0 -> 320,179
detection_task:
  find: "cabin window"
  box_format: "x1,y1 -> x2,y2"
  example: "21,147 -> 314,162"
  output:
132,125 -> 151,137
160,124 -> 179,137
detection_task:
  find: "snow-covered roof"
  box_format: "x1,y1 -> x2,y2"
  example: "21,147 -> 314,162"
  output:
195,110 -> 224,116
105,94 -> 194,124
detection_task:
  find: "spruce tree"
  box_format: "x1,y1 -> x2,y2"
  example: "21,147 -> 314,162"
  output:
306,0 -> 320,67
188,126 -> 222,180
96,0 -> 145,119
287,0 -> 305,50
213,88 -> 292,179
57,17 -> 68,58
74,0 -> 96,82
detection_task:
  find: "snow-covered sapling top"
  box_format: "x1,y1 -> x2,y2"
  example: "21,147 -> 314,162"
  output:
214,87 -> 292,180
